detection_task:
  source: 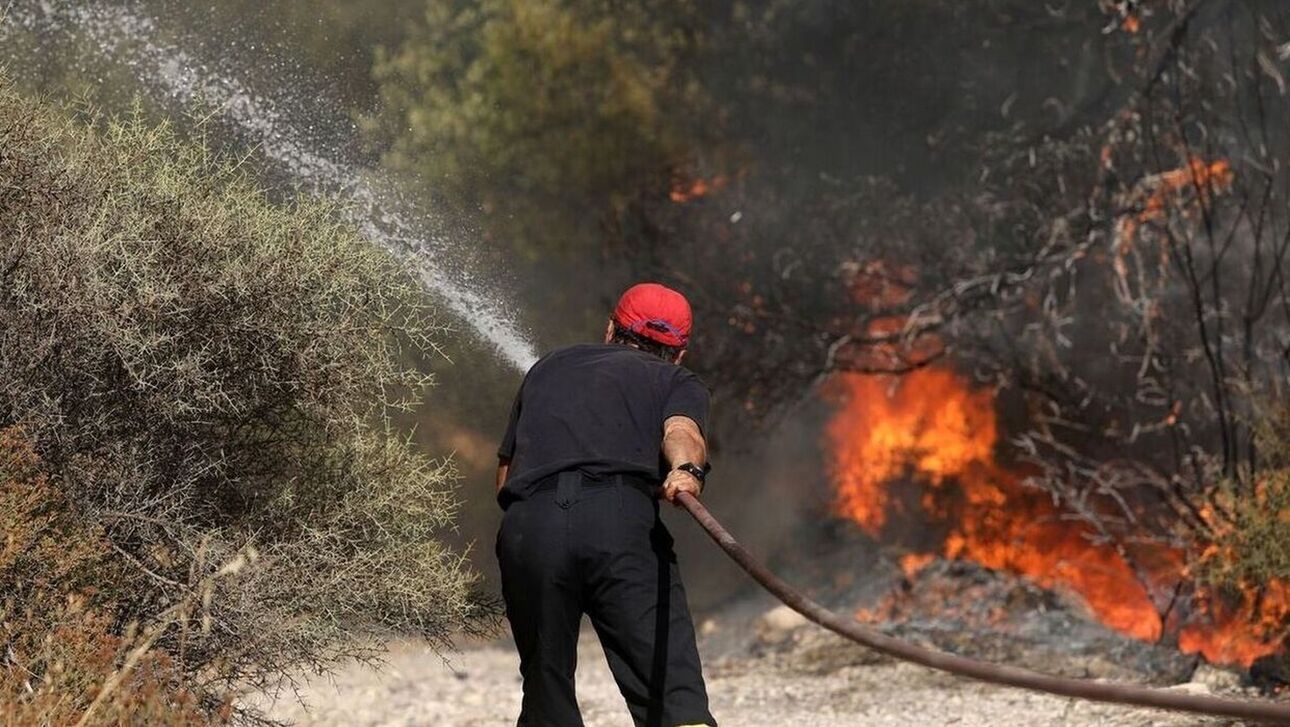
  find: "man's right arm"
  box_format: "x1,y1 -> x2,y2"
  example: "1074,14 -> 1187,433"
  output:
497,376 -> 525,497
496,457 -> 511,494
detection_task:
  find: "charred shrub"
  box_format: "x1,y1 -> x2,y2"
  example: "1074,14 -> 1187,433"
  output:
0,79 -> 481,721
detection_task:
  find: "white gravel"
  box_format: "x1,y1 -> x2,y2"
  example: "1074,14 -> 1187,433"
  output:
249,628 -> 1241,726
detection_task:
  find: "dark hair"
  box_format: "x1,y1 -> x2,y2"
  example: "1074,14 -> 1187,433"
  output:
610,323 -> 684,361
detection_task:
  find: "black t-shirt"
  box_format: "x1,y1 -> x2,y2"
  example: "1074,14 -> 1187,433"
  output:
498,343 -> 710,503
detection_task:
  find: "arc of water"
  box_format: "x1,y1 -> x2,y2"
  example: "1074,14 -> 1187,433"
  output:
3,1 -> 539,372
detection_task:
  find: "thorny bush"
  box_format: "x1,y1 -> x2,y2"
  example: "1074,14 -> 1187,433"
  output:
0,79 -> 485,722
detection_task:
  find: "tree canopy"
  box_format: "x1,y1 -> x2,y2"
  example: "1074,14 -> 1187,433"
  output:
367,0 -> 719,261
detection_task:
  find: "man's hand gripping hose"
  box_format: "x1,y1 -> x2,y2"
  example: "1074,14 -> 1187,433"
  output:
673,491 -> 1290,724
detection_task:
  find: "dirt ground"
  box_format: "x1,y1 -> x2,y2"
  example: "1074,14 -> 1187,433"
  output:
250,628 -> 1244,726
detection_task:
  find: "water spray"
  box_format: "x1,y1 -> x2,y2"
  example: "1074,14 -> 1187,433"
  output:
0,1 -> 539,372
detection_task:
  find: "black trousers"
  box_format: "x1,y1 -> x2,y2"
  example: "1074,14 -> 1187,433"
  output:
496,472 -> 715,727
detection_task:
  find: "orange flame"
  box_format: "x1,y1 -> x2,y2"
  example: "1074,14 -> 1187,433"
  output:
826,367 -> 1287,665
826,370 -> 1165,640
1180,581 -> 1289,665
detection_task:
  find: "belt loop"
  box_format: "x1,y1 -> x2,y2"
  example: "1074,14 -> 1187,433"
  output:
555,471 -> 581,509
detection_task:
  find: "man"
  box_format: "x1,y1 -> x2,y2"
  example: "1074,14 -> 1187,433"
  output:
495,282 -> 716,727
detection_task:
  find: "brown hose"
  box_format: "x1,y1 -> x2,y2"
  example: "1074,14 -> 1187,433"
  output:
675,491 -> 1290,724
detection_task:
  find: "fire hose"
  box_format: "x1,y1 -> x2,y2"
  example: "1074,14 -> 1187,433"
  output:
674,491 -> 1290,724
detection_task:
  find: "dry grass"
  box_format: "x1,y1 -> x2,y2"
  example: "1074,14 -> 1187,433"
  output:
0,429 -> 223,725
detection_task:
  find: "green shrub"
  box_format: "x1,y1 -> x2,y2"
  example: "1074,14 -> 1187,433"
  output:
0,79 -> 482,721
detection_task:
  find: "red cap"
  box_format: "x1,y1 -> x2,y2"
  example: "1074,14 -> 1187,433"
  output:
613,283 -> 692,348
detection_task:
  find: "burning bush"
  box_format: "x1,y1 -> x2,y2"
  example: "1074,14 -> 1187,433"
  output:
1200,475 -> 1290,593
824,5 -> 1290,668
1197,399 -> 1290,593
1182,406 -> 1290,666
0,78 -> 482,721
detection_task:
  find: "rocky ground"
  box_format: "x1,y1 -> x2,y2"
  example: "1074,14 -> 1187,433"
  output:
249,554 -> 1286,726
250,613 -> 1260,726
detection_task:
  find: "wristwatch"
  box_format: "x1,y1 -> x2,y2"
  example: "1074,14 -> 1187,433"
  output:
674,462 -> 711,484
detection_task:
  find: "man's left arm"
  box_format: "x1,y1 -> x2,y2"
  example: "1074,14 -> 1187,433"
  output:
660,369 -> 711,502
661,415 -> 707,502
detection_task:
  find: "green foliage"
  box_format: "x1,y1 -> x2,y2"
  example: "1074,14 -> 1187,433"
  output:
367,0 -> 716,259
0,79 -> 482,720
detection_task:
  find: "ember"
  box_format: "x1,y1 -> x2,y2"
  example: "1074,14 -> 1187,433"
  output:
1114,157 -> 1234,251
670,173 -> 730,203
1101,0 -> 1146,34
899,553 -> 935,581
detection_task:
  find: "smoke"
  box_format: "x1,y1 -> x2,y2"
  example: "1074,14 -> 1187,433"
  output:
665,398 -> 839,610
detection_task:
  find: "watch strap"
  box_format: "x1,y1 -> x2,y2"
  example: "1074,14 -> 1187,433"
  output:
675,462 -> 709,483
